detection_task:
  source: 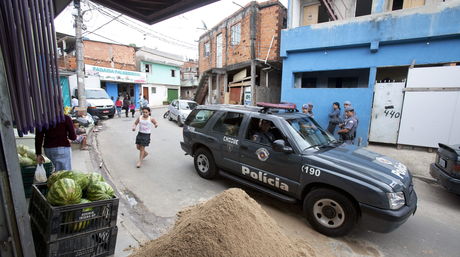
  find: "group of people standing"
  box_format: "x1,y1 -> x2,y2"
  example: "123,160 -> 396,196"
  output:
115,95 -> 136,118
301,101 -> 358,144
114,94 -> 150,118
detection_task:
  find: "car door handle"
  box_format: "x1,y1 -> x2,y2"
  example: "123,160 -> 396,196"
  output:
240,145 -> 248,150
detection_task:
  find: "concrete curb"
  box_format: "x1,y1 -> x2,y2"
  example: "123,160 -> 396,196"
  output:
86,122 -> 150,256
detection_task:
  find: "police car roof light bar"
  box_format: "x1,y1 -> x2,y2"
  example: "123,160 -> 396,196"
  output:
256,102 -> 298,113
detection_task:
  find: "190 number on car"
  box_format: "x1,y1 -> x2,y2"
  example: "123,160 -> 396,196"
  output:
302,165 -> 321,177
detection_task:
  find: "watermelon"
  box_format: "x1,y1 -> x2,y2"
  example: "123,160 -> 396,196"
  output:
87,172 -> 105,186
46,178 -> 82,206
87,181 -> 114,201
70,198 -> 93,232
47,170 -> 90,191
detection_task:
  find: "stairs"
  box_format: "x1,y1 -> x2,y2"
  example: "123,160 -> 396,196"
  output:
194,72 -> 209,104
321,0 -> 341,21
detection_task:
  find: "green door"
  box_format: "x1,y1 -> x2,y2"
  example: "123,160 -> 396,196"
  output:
167,88 -> 178,103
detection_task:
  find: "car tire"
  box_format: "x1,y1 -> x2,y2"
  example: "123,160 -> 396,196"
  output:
168,114 -> 173,121
194,148 -> 217,179
163,111 -> 170,119
303,188 -> 357,237
108,114 -> 114,118
178,116 -> 184,127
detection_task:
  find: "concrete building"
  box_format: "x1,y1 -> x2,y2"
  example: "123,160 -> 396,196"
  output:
136,47 -> 183,105
180,60 -> 199,100
195,0 -> 287,105
281,0 -> 460,146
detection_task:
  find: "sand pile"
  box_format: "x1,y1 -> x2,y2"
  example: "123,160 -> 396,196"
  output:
130,188 -> 314,257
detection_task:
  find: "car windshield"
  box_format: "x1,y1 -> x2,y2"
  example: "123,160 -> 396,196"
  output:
86,90 -> 109,99
284,117 -> 337,151
179,101 -> 198,110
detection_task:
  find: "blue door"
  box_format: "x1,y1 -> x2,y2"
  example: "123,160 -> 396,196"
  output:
60,76 -> 71,107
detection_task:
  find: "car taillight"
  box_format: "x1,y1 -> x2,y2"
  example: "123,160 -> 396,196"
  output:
454,163 -> 460,172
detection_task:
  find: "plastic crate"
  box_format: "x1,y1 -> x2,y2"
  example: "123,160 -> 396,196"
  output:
21,162 -> 53,198
32,225 -> 117,257
29,183 -> 119,242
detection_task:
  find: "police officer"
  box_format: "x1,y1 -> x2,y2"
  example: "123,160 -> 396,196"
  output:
338,106 -> 358,144
341,101 -> 352,122
302,103 -> 314,118
252,120 -> 275,144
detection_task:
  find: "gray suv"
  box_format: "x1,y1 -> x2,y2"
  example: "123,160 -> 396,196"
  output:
180,104 -> 417,237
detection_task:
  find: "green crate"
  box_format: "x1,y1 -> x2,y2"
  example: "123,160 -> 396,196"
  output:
21,162 -> 53,198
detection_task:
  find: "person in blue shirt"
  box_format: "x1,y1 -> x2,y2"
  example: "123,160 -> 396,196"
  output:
302,103 -> 314,118
338,107 -> 358,144
327,102 -> 341,134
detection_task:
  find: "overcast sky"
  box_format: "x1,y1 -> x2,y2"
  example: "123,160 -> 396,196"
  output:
54,0 -> 289,60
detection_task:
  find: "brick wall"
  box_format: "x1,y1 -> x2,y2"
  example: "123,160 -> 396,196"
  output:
256,3 -> 286,61
83,40 -> 137,71
198,1 -> 286,75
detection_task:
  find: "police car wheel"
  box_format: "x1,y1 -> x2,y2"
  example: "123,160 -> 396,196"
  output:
304,188 -> 357,237
194,148 -> 217,179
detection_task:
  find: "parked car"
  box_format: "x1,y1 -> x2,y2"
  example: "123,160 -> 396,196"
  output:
167,99 -> 198,126
180,103 -> 417,237
430,143 -> 460,194
84,88 -> 115,118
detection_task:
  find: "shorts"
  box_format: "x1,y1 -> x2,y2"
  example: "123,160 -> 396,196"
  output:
135,132 -> 151,146
72,135 -> 86,144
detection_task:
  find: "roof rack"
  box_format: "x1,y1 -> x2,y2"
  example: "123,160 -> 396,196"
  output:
256,102 -> 298,113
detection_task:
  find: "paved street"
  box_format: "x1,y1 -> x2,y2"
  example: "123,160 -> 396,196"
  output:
97,107 -> 460,257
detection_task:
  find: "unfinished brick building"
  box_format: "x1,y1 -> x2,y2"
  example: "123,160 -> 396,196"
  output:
56,34 -> 144,106
195,0 -> 286,105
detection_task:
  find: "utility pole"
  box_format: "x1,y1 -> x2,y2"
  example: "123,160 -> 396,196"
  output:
74,0 -> 86,108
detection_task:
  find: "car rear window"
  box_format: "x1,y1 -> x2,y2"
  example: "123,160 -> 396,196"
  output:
212,112 -> 244,137
185,109 -> 215,129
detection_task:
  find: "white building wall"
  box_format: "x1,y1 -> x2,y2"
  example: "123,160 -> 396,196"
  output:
144,84 -> 169,106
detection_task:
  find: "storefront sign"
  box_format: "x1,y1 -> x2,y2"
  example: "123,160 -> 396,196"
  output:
85,64 -> 147,83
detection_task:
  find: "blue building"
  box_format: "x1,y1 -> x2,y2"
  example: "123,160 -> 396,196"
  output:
280,0 -> 460,145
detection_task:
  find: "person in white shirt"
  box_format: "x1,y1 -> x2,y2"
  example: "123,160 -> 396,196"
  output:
132,106 -> 158,168
71,96 -> 78,107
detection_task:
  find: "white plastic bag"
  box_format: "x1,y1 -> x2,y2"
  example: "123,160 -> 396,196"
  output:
34,164 -> 47,183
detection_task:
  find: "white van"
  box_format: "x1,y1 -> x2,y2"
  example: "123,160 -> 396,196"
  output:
85,88 -> 115,118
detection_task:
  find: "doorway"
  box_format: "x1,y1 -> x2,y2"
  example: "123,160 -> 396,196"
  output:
143,87 -> 149,102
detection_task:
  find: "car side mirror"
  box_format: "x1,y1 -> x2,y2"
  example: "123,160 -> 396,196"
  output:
272,139 -> 293,153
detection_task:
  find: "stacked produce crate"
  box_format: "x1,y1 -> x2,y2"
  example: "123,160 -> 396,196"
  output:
29,171 -> 119,257
17,144 -> 53,198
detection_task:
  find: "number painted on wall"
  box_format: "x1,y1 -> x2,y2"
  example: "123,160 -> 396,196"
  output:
384,110 -> 401,119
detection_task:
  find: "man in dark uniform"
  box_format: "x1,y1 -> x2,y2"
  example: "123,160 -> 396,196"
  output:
338,107 -> 358,144
252,120 -> 275,144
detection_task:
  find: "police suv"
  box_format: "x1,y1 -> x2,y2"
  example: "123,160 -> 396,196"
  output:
180,103 -> 417,237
